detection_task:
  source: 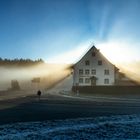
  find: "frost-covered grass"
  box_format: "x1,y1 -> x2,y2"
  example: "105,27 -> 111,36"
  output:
1,114 -> 140,139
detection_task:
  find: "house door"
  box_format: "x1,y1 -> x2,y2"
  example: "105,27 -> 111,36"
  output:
90,76 -> 97,86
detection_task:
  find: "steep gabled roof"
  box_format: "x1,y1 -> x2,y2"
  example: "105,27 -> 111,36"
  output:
74,45 -> 97,65
74,45 -> 117,69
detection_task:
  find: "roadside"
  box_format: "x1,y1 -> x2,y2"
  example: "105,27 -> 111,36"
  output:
58,91 -> 140,104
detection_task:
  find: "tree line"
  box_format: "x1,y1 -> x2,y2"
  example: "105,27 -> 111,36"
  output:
0,58 -> 44,66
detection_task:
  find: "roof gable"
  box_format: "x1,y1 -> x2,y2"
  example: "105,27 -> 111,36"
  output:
75,45 -> 115,67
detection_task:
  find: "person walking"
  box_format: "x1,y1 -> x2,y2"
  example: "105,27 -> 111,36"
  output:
37,90 -> 41,101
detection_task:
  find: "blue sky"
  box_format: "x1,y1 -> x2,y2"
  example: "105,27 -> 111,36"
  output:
0,0 -> 140,63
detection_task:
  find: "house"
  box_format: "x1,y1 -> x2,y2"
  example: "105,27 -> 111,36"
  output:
71,45 -> 140,94
73,45 -> 118,87
72,45 -> 138,89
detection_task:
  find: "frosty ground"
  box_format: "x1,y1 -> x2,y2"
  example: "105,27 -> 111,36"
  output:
0,91 -> 140,139
1,114 -> 140,139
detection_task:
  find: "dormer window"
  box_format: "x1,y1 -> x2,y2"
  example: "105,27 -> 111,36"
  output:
85,60 -> 90,66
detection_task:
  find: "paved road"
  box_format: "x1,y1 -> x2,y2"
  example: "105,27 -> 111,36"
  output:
0,94 -> 140,124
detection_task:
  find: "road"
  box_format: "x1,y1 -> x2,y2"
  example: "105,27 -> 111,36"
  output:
0,93 -> 140,124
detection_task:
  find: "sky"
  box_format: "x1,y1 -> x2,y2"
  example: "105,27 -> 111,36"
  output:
0,0 -> 140,64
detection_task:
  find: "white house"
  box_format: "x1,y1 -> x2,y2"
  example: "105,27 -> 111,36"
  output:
73,45 -> 118,87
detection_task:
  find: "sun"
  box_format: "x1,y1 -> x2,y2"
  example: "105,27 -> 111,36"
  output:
97,41 -> 135,64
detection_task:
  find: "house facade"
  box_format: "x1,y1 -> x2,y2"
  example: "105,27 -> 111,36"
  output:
73,46 -> 117,87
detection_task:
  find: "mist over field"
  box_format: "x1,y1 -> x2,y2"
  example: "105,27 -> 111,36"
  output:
0,63 -> 72,91
116,61 -> 140,83
1,60 -> 140,91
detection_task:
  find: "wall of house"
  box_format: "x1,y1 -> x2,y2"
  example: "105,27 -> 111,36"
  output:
73,47 -> 115,86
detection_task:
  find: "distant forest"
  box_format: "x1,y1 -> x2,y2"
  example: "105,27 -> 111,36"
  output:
0,58 -> 44,66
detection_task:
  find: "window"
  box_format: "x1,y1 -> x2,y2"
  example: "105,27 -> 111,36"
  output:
85,60 -> 90,65
104,69 -> 109,75
79,69 -> 83,75
79,78 -> 83,83
92,52 -> 96,57
85,78 -> 90,83
104,79 -> 109,84
92,69 -> 96,75
85,69 -> 90,75
98,60 -> 102,65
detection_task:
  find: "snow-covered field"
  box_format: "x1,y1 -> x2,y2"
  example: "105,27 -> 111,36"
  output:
1,114 -> 140,139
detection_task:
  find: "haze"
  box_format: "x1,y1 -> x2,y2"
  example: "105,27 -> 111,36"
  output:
0,0 -> 140,88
